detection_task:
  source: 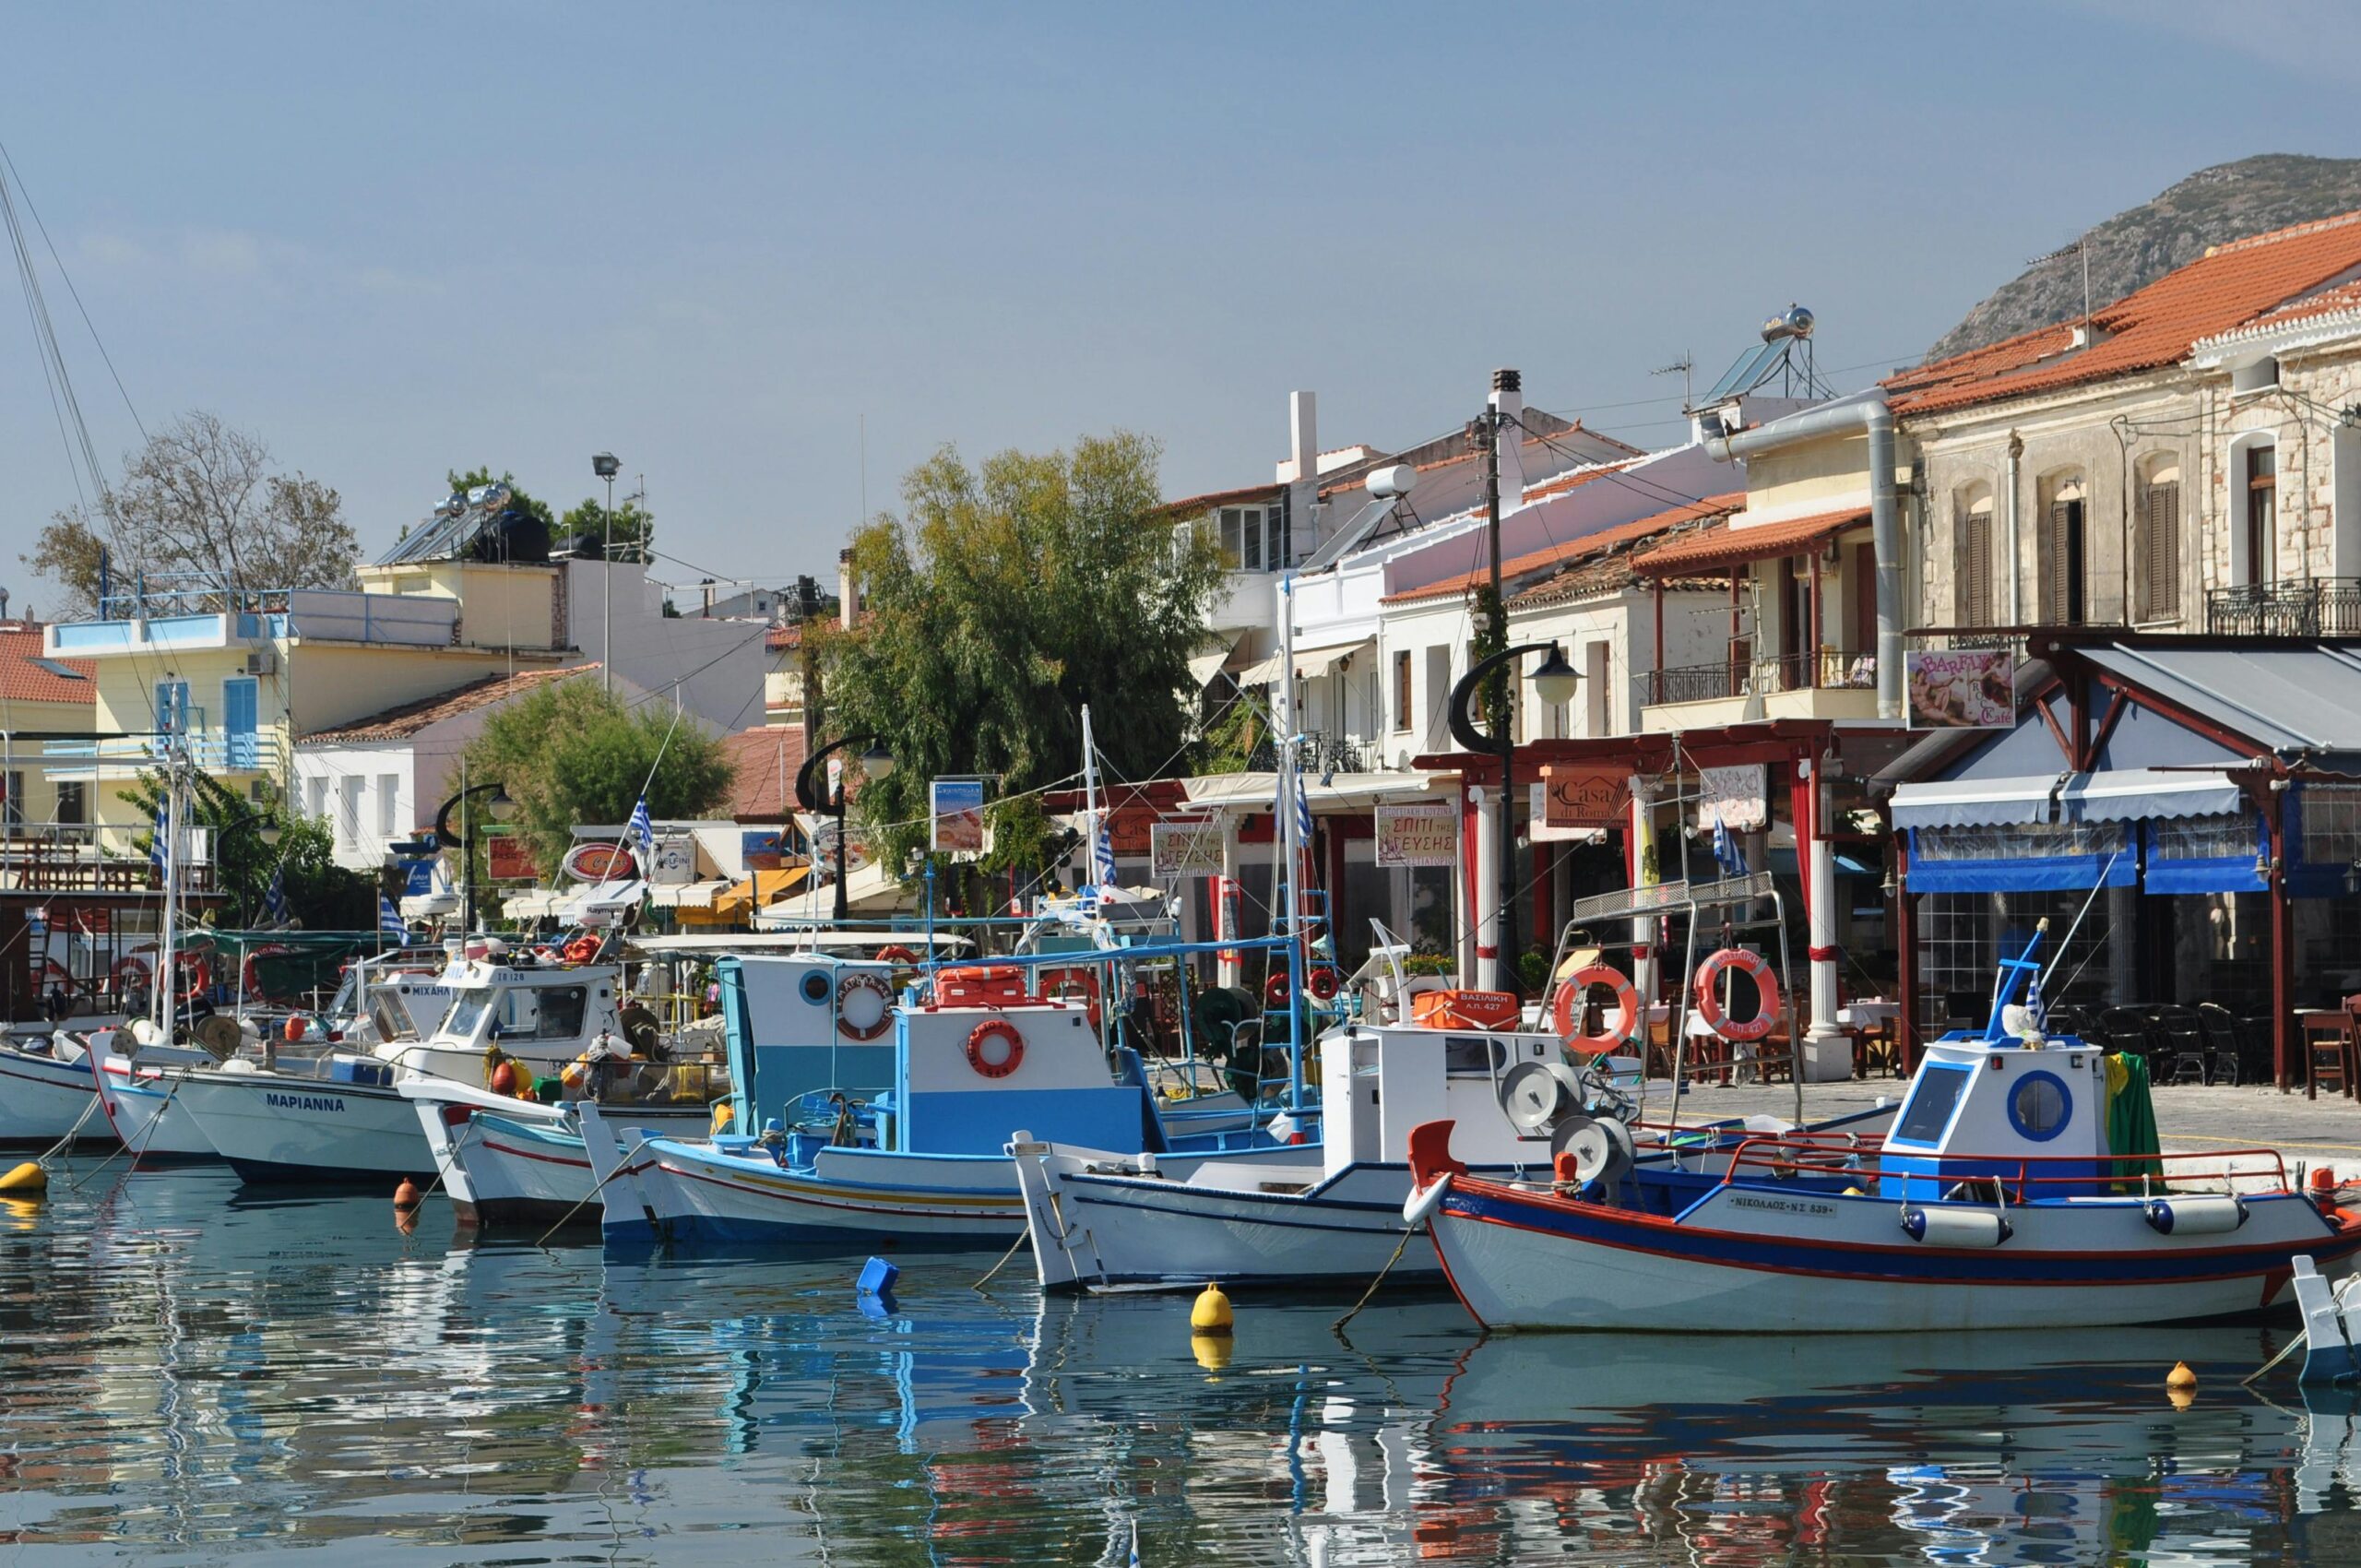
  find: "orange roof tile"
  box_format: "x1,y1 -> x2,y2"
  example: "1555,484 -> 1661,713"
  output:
303,666 -> 592,742
1383,491 -> 1743,606
1888,208 -> 2361,415
1630,505 -> 1870,576
0,624 -> 94,705
720,725 -> 809,822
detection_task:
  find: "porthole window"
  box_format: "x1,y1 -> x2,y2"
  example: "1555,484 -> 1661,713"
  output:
800,970 -> 831,1004
2008,1071 -> 2070,1142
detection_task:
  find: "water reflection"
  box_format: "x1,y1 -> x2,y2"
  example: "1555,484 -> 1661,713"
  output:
3,1158 -> 2360,1564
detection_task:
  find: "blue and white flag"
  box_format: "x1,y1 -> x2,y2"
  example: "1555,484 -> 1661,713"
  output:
1711,812 -> 1748,878
378,893 -> 408,943
149,801 -> 170,872
1273,779 -> 1314,849
626,794 -> 655,868
1128,1520 -> 1140,1567
263,865 -> 290,926
1090,814 -> 1118,888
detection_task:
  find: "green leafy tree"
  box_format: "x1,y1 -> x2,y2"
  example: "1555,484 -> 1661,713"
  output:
559,495 -> 655,562
123,771 -> 369,930
822,431 -> 1223,879
458,677 -> 732,875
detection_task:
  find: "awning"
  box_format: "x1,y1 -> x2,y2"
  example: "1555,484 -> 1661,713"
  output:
687,866 -> 812,924
2058,768 -> 2244,823
754,860 -> 908,922
563,879 -> 645,923
1181,769 -> 1450,814
647,879 -> 728,909
1235,636 -> 1374,686
1889,774 -> 2064,830
1187,634 -> 1246,688
502,888 -> 571,920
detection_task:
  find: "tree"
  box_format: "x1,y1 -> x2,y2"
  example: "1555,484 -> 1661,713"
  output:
559,494 -> 655,561
26,411 -> 359,617
458,677 -> 733,875
823,431 -> 1223,879
123,770 -> 370,931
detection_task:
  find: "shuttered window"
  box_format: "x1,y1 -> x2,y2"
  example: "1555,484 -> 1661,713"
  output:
2138,481 -> 2181,622
1957,513 -> 1993,627
1394,649 -> 1413,731
2045,502 -> 2072,624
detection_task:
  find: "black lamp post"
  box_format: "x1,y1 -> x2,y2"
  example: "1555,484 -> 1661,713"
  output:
1447,641 -> 1581,993
795,735 -> 895,923
434,781 -> 517,934
592,451 -> 621,695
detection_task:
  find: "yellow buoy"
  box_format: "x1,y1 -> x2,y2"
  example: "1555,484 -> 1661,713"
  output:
1192,1332 -> 1233,1372
2167,1384 -> 2195,1411
1191,1281 -> 1234,1336
393,1177 -> 421,1211
711,1101 -> 735,1136
0,1161 -> 48,1195
2165,1360 -> 2198,1394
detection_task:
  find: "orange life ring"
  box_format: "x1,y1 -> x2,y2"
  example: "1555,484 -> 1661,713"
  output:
1265,971 -> 1291,1007
176,952 -> 210,1000
1553,964 -> 1641,1058
114,953 -> 152,991
563,935 -> 600,965
835,970 -> 895,1041
876,944 -> 919,965
1693,947 -> 1781,1042
965,1018 -> 1025,1078
1035,966 -> 1103,1029
1306,967 -> 1340,1002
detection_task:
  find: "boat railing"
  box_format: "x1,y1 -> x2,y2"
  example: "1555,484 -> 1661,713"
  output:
1715,1135 -> 2292,1200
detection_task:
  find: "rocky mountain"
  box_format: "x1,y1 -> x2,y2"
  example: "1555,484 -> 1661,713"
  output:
1925,154 -> 2361,362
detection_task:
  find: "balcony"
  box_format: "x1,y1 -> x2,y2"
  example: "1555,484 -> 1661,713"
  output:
2204,579 -> 2361,637
45,724 -> 283,777
1641,650 -> 1881,731
50,586 -> 459,658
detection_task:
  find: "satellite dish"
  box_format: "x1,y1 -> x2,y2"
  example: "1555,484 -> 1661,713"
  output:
1499,1060 -> 1588,1135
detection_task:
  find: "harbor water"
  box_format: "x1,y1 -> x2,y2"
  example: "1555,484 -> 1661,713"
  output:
6,1162 -> 2361,1565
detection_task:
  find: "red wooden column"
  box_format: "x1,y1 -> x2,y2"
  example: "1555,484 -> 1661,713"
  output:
2269,804 -> 2295,1091
1809,547 -> 1824,685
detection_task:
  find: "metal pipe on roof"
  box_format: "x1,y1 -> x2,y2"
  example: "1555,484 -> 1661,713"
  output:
1705,396 -> 1903,719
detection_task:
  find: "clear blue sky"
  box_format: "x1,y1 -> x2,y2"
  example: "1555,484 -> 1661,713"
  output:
4,1 -> 2355,605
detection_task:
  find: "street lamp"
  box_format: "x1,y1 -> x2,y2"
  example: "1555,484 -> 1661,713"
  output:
592,452 -> 621,695
434,781 -> 516,935
1447,640 -> 1580,995
795,735 -> 893,923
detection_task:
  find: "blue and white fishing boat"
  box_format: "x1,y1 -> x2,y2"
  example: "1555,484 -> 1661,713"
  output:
1408,931 -> 2361,1332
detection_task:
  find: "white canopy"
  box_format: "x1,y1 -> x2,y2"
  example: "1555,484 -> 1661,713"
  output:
1234,636 -> 1374,687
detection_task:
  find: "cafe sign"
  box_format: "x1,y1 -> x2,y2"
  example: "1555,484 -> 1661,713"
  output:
1150,820 -> 1225,878
1374,801 -> 1458,868
1696,764 -> 1768,833
1540,765 -> 1632,830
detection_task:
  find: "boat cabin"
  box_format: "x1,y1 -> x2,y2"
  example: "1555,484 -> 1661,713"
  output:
1322,1023 -> 1613,1180
1879,1034 -> 2112,1202
716,952 -> 901,1130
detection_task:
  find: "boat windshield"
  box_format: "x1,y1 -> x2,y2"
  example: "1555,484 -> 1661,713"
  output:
444,989 -> 494,1042
367,987 -> 421,1042
444,984 -> 590,1045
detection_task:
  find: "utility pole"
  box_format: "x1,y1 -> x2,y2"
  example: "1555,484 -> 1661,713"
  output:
1483,368 -> 1524,994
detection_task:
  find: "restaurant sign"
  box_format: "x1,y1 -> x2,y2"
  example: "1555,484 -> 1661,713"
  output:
1374,801 -> 1458,868
1540,765 -> 1632,830
1906,647 -> 2014,730
930,778 -> 989,854
1150,820 -> 1225,878
1696,764 -> 1767,833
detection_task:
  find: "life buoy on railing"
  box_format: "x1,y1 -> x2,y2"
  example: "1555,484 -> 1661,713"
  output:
1693,947 -> 1780,1042
835,970 -> 895,1041
965,1018 -> 1025,1078
174,951 -> 210,1000
1306,967 -> 1340,1003
1036,965 -> 1103,1029
876,944 -> 919,966
1554,963 -> 1642,1058
113,953 -> 152,994
1265,971 -> 1291,1008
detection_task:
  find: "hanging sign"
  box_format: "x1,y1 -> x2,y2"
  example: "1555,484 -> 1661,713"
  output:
485,834 -> 536,882
562,840 -> 640,883
930,778 -> 988,854
1539,765 -> 1632,829
1696,765 -> 1768,833
742,828 -> 790,872
1150,820 -> 1224,877
1906,647 -> 2014,730
1374,801 -> 1458,868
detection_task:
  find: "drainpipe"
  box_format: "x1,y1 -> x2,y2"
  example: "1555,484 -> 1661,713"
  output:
1706,396 -> 1903,719
2004,431 -> 2023,625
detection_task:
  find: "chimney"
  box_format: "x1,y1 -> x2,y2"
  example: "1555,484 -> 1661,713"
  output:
1489,368 -> 1526,505
837,547 -> 860,630
1286,390 -> 1319,566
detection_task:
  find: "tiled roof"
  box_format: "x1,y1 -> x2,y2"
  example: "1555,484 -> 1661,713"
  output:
0,624 -> 94,705
1888,208 -> 2361,415
721,725 -> 809,822
1160,481 -> 1285,517
302,666 -> 592,742
2212,276 -> 2361,341
1630,505 -> 1871,577
1508,494 -> 1749,607
1385,490 -> 1742,607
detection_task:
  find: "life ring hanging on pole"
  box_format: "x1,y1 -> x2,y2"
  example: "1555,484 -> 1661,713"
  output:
1693,947 -> 1780,1042
174,951 -> 210,1000
965,1018 -> 1025,1079
113,953 -> 152,992
1265,970 -> 1291,1008
1036,965 -> 1103,1029
835,970 -> 895,1041
876,944 -> 919,966
1554,963 -> 1642,1058
1306,967 -> 1340,1003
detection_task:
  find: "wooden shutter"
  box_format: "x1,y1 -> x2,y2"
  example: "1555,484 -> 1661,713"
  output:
2045,502 -> 2071,624
1963,515 -> 1993,628
2141,481 -> 2180,622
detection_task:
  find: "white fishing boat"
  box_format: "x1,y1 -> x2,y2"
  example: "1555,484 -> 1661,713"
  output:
1408,937 -> 2361,1333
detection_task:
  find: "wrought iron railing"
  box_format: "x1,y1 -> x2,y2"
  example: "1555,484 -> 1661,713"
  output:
2204,579 -> 2361,636
1248,731 -> 1368,776
1646,651 -> 1877,706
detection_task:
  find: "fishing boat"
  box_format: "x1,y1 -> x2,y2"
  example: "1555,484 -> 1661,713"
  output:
1406,934 -> 2361,1332
163,945 -> 726,1184
406,947 -> 899,1227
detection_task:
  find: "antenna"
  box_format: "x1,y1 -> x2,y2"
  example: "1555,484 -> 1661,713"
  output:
2027,238 -> 2093,335
1652,353 -> 1693,412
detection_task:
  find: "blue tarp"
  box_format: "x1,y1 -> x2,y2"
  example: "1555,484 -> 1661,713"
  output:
1908,824 -> 2138,894
2142,813 -> 2268,895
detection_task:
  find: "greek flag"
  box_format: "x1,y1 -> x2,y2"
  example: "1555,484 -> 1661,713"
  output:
1128,1520 -> 1139,1566
1090,813 -> 1118,888
149,801 -> 170,872
1711,812 -> 1748,878
626,795 -> 655,868
263,866 -> 290,926
1274,779 -> 1314,848
378,893 -> 408,943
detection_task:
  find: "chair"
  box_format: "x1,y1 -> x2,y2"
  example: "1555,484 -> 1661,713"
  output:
2098,1006 -> 2162,1064
2042,1004 -> 2089,1044
2150,1004 -> 2211,1086
2299,1009 -> 2355,1100
2195,1003 -> 2243,1087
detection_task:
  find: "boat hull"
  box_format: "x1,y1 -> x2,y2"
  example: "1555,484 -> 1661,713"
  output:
420,1098 -> 711,1228
0,1046 -> 109,1146
169,1071 -> 432,1183
1427,1175 -> 2361,1332
609,1136 -> 1032,1247
92,1062 -> 219,1163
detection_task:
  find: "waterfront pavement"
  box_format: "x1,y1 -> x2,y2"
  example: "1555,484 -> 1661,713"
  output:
1678,1074 -> 2361,1184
